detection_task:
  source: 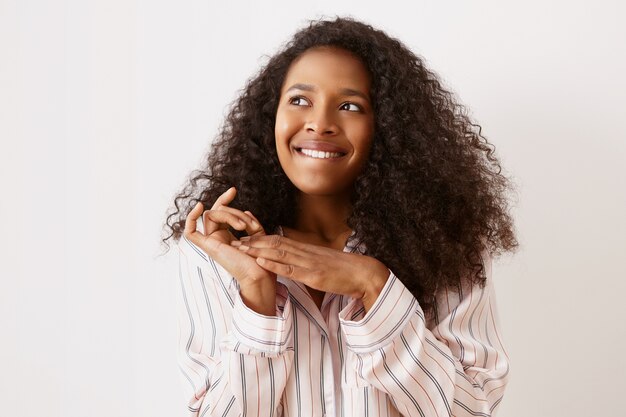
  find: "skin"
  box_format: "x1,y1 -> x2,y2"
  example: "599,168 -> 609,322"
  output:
274,45 -> 375,243
184,46 -> 390,316
184,188 -> 278,316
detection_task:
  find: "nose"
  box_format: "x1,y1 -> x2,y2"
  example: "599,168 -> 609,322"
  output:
305,105 -> 338,136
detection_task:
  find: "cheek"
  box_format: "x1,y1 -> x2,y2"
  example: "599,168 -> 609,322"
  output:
274,113 -> 296,164
275,110 -> 298,140
351,125 -> 374,154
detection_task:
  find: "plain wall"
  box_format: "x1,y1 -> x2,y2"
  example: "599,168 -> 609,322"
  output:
1,0 -> 624,416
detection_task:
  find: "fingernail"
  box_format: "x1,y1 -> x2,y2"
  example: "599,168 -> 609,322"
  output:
230,241 -> 241,247
238,245 -> 249,251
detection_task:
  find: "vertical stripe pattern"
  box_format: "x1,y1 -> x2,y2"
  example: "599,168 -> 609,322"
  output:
176,227 -> 510,416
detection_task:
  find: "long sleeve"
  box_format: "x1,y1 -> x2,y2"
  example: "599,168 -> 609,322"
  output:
338,251 -> 510,417
176,236 -> 295,417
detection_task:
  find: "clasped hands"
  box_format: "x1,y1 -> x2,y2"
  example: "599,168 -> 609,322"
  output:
183,186 -> 390,315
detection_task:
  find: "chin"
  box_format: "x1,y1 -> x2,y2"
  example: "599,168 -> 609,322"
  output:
291,181 -> 350,197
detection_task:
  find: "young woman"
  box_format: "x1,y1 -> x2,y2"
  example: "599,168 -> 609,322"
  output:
162,16 -> 518,417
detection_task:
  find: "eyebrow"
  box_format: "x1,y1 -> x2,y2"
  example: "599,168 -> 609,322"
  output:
285,83 -> 370,101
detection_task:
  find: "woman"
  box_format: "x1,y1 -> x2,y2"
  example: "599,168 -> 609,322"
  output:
162,16 -> 518,417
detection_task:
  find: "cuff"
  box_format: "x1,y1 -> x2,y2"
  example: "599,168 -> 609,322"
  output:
339,271 -> 417,353
231,281 -> 293,354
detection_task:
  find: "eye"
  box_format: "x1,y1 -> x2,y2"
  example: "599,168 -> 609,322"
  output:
288,96 -> 310,106
287,95 -> 363,112
340,102 -> 362,112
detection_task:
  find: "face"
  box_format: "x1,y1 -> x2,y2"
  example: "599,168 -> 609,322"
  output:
275,46 -> 375,197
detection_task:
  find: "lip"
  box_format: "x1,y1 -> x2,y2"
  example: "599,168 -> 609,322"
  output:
291,140 -> 348,154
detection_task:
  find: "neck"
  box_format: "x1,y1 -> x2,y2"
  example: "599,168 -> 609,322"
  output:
292,192 -> 353,242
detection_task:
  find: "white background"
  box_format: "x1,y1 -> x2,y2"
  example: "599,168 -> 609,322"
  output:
1,0 -> 625,416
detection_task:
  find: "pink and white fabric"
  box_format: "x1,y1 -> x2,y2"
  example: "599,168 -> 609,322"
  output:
176,226 -> 510,417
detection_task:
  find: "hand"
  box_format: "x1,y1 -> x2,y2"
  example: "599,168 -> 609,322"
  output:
183,187 -> 278,315
230,234 -> 390,311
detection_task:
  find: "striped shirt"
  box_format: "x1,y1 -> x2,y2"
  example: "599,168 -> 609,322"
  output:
176,225 -> 510,417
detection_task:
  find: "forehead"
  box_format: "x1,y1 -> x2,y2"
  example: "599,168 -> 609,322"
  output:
281,47 -> 371,95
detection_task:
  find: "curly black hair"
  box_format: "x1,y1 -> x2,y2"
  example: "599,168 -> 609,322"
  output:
161,15 -> 518,315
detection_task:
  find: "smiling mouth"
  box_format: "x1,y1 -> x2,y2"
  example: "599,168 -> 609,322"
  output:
295,147 -> 347,160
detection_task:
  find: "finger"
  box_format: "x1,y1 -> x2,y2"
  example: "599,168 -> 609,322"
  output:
201,237 -> 269,282
239,234 -> 326,255
238,245 -> 311,270
244,210 -> 259,222
210,186 -> 237,210
215,205 -> 265,235
202,209 -> 249,235
255,256 -> 305,280
184,202 -> 205,237
202,208 -> 222,235
244,210 -> 266,236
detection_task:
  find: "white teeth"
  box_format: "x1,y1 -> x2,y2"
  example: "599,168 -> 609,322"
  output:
299,148 -> 343,159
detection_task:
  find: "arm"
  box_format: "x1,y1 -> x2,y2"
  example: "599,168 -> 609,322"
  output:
176,236 -> 295,417
338,251 -> 510,417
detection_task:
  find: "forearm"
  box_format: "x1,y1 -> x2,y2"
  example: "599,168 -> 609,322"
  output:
358,315 -> 508,416
199,345 -> 293,417
187,281 -> 294,416
178,238 -> 294,416
340,262 -> 510,417
239,278 -> 277,316
360,261 -> 391,314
